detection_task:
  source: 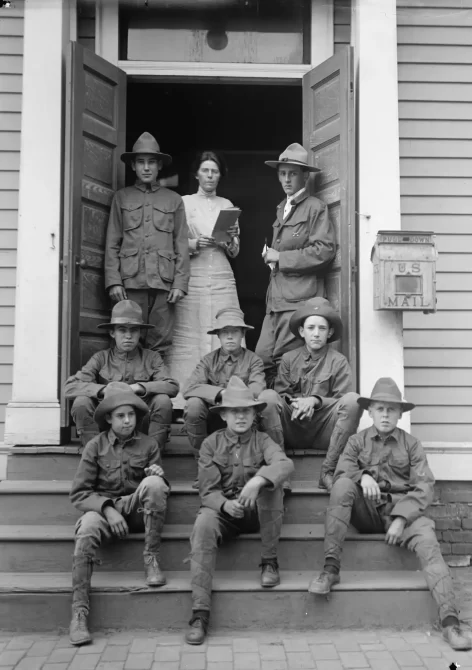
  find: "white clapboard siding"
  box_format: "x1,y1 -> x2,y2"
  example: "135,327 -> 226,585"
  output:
398,2 -> 472,442
334,0 -> 350,53
0,1 -> 23,441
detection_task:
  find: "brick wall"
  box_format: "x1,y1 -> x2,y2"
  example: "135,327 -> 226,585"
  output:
428,483 -> 472,567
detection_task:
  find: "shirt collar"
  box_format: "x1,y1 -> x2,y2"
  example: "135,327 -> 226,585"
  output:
134,180 -> 160,193
107,429 -> 140,447
303,344 -> 328,362
224,427 -> 253,445
112,345 -> 141,361
368,425 -> 400,444
220,347 -> 244,363
278,188 -> 309,210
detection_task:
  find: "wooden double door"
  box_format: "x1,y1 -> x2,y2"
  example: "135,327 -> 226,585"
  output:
60,42 -> 356,429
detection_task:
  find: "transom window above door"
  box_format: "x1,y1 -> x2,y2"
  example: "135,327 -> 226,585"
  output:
118,0 -> 311,64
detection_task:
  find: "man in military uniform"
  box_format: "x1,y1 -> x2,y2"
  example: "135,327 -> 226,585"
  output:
65,300 -> 178,448
309,378 -> 472,652
185,377 -> 294,645
105,132 -> 190,358
261,297 -> 362,490
255,143 -> 336,385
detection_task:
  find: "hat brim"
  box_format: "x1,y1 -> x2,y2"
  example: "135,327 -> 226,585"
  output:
94,392 -> 150,430
209,401 -> 267,414
97,322 -> 154,330
121,151 -> 172,166
289,305 -> 343,342
357,396 -> 415,412
207,324 -> 254,335
265,160 -> 320,173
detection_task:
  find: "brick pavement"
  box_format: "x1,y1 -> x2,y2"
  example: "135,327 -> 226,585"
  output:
0,629 -> 471,670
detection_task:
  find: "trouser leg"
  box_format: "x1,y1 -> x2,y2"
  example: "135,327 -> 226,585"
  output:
258,389 -> 284,448
255,314 -> 277,387
73,511 -> 112,613
279,397 -> 321,452
71,397 -> 99,448
402,516 -> 459,622
190,507 -> 239,612
127,289 -> 175,359
271,310 -> 300,372
257,486 -> 284,561
324,477 -> 384,571
319,392 -> 363,489
146,394 -> 173,452
184,398 -> 210,453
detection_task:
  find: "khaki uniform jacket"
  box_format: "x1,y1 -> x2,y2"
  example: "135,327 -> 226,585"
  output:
104,181 -> 190,293
64,346 -> 179,400
198,427 -> 295,512
334,426 -> 435,525
70,430 -> 164,513
275,345 -> 353,409
183,348 -> 266,404
266,191 -> 336,313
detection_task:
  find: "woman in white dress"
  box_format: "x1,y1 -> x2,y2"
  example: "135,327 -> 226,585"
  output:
168,150 -> 242,410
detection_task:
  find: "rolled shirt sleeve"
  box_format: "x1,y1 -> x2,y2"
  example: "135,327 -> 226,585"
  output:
256,434 -> 294,489
64,352 -> 107,399
141,352 -> 179,398
183,358 -> 223,404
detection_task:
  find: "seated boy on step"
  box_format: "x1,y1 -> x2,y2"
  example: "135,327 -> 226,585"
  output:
260,297 -> 362,490
69,382 -> 169,647
183,307 -> 281,458
185,376 -> 294,645
308,377 -> 472,651
65,300 -> 179,450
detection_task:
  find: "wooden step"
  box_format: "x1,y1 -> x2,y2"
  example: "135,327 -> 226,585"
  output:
0,480 -> 329,525
0,570 -> 435,632
0,524 -> 420,573
7,443 -> 324,482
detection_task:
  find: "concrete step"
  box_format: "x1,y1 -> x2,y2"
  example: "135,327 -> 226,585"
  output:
0,524 -> 420,573
0,570 -> 435,632
0,480 -> 329,525
6,442 -> 324,482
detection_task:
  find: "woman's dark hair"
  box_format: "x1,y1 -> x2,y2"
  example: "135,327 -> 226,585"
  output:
191,150 -> 228,178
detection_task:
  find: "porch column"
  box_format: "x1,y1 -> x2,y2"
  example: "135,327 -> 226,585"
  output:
351,0 -> 409,431
4,0 -> 72,445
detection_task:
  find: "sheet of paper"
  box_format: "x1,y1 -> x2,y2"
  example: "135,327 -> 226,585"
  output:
262,244 -> 275,271
211,207 -> 241,244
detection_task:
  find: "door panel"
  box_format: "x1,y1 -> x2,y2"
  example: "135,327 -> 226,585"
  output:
61,42 -> 126,427
303,47 -> 356,382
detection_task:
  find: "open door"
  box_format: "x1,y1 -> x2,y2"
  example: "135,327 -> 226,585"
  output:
303,47 -> 356,383
61,42 -> 126,428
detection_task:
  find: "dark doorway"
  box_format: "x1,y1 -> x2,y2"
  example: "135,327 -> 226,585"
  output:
126,81 -> 302,349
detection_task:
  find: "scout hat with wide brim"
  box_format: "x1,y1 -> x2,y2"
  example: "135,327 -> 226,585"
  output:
265,143 -> 320,173
358,377 -> 415,412
121,132 -> 172,166
289,297 -> 343,342
97,300 -> 154,330
94,382 -> 150,431
207,307 -> 254,335
209,376 -> 267,414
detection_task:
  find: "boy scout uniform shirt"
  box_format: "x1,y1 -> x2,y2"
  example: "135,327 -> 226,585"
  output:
267,191 -> 336,313
334,426 -> 435,525
104,182 -> 190,294
275,345 -> 352,408
198,428 -> 295,512
183,348 -> 266,404
70,430 -> 165,513
64,346 -> 179,400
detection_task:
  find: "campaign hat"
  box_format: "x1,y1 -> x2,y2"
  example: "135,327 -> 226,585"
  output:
97,300 -> 154,330
94,382 -> 149,431
289,297 -> 343,342
209,376 -> 267,414
265,143 -> 320,173
207,307 -> 254,335
121,132 -> 172,166
358,377 -> 415,412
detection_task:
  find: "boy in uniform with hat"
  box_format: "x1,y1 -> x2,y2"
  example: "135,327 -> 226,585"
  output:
183,307 -> 282,457
105,132 -> 190,358
69,382 -> 169,646
65,300 -> 179,449
262,297 -> 362,490
309,377 -> 472,651
185,376 -> 294,645
255,143 -> 336,385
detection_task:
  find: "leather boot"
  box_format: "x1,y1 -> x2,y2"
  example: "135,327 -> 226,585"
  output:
142,508 -> 166,587
260,559 -> 280,587
308,570 -> 340,595
69,607 -> 92,646
185,611 -> 209,645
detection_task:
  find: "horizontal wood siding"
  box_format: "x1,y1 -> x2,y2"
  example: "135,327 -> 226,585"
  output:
398,1 -> 472,442
334,0 -> 350,53
0,1 -> 22,442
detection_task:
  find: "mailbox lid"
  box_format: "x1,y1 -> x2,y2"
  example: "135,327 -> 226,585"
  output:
372,230 -> 438,262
